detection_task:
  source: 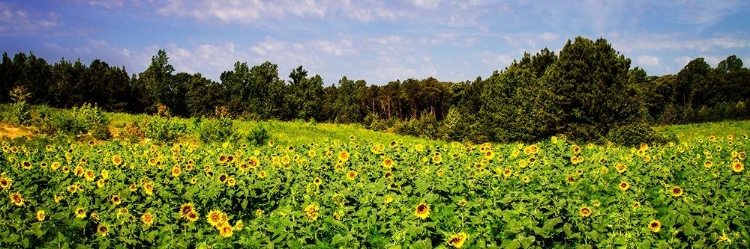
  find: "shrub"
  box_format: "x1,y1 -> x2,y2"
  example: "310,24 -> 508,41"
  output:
119,122 -> 145,143
142,116 -> 186,143
195,117 -> 236,143
606,122 -> 673,146
247,124 -> 270,146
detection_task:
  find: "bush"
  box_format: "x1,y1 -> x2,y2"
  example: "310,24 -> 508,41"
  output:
195,117 -> 237,143
119,122 -> 145,143
142,116 -> 186,143
247,125 -> 270,146
9,102 -> 31,125
606,122 -> 673,147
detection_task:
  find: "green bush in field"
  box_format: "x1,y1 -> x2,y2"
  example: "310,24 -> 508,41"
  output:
195,117 -> 237,143
247,124 -> 270,146
142,116 -> 186,143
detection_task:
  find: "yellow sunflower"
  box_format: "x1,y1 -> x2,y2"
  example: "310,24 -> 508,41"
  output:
648,220 -> 661,233
141,212 -> 154,227
580,206 -> 592,218
180,203 -> 195,218
732,161 -> 744,173
207,210 -> 223,226
618,181 -> 630,191
75,207 -> 86,218
111,195 -> 122,206
346,170 -> 357,180
10,192 -> 23,206
670,186 -> 684,197
415,202 -> 430,220
446,232 -> 468,248
382,158 -> 395,168
0,177 -> 11,190
97,223 -> 110,237
36,210 -> 45,221
304,203 -> 320,221
219,223 -> 234,237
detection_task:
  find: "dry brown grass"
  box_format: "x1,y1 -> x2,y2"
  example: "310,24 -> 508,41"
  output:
0,123 -> 35,139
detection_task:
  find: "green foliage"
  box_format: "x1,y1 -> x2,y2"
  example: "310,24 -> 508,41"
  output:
605,122 -> 672,146
247,124 -> 270,146
195,117 -> 237,143
35,103 -> 109,138
141,116 -> 186,143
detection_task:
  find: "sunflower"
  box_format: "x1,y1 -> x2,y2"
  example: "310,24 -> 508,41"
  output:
207,210 -> 223,226
75,207 -> 86,218
112,155 -> 122,166
732,161 -> 744,173
218,173 -> 228,184
234,220 -> 244,231
458,199 -> 468,207
313,178 -> 323,186
62,166 -> 70,174
36,210 -> 45,221
90,212 -> 100,221
111,195 -> 122,206
257,170 -> 267,179
84,170 -> 95,181
51,162 -> 60,171
304,203 -> 320,221
648,220 -> 661,233
580,206 -> 592,218
97,223 -> 110,237
227,177 -> 236,186
384,195 -> 394,204
180,203 -> 195,218
618,181 -> 630,191
219,223 -> 234,237
670,186 -> 684,197
171,165 -> 181,177
96,179 -> 106,188
346,170 -> 357,180
338,151 -> 350,162
190,177 -> 198,184
128,184 -> 137,192
704,160 -> 713,168
186,211 -> 199,222
10,192 -> 23,206
447,232 -> 468,248
218,155 -> 228,164
248,157 -> 260,169
382,158 -> 395,168
141,212 -> 154,227
143,182 -> 154,196
21,161 -> 32,170
415,202 -> 430,220
147,158 -> 157,166
615,163 -> 627,173
54,195 -> 62,203
565,175 -> 576,184
502,169 -> 512,178
521,176 -> 530,184
255,209 -> 263,217
0,177 -> 11,190
67,184 -> 77,193
437,169 -> 445,177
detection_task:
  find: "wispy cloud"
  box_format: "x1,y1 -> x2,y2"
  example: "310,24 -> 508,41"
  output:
0,3 -> 61,35
636,55 -> 661,67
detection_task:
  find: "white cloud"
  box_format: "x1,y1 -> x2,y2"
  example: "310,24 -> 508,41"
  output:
636,55 -> 660,67
0,3 -> 61,35
610,32 -> 749,53
409,0 -> 440,10
674,56 -> 692,68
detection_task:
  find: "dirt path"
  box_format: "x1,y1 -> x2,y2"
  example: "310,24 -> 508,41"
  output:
0,123 -> 35,139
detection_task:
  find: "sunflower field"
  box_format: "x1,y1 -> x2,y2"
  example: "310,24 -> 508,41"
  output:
0,132 -> 748,248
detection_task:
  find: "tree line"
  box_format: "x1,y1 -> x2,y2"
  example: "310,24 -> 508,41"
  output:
1,37 -> 749,144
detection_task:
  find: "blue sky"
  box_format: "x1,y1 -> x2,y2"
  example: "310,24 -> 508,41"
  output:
1,0 -> 749,85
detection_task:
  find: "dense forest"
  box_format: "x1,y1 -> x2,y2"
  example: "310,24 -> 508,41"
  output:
2,37 -> 749,144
